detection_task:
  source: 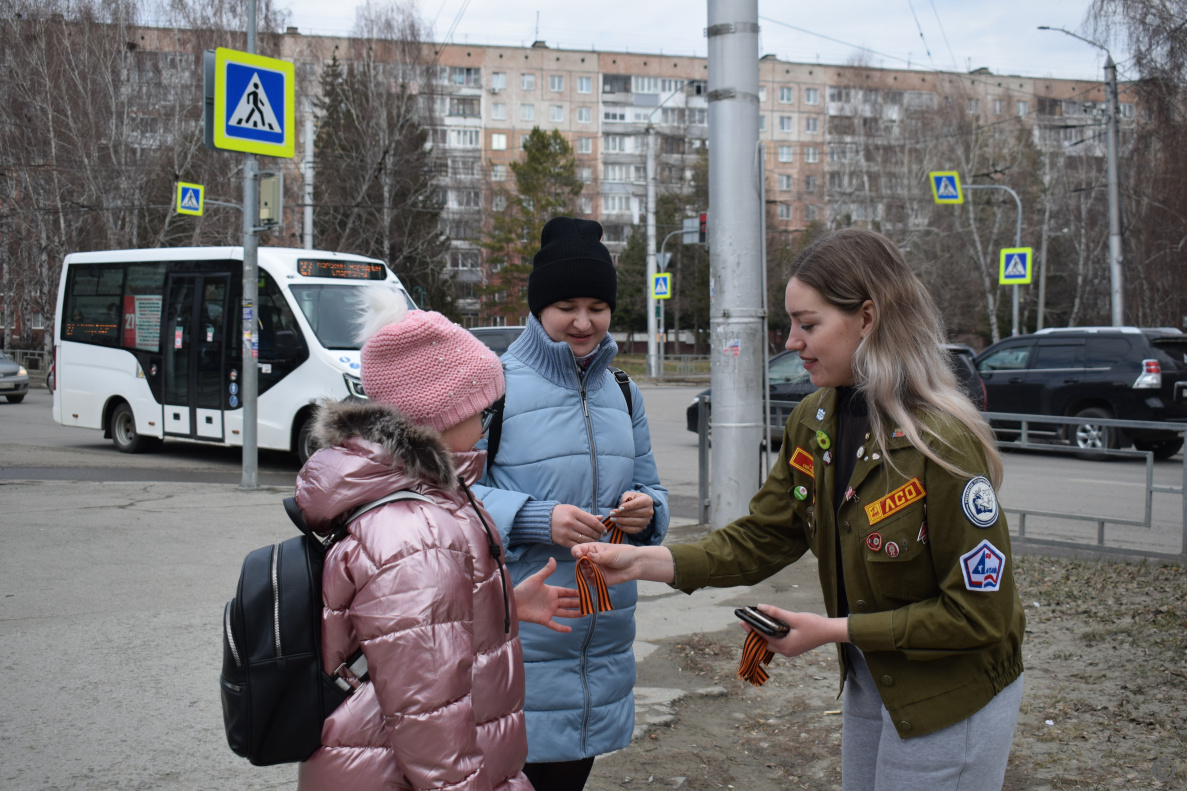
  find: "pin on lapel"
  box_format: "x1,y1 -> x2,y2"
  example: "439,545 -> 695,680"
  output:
816,408 -> 826,421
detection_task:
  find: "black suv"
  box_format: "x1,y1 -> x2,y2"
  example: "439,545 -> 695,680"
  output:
975,327 -> 1187,459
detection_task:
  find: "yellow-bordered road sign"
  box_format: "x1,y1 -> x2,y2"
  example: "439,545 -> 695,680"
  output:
929,171 -> 963,204
213,47 -> 295,158
177,182 -> 204,216
999,247 -> 1034,285
651,272 -> 672,300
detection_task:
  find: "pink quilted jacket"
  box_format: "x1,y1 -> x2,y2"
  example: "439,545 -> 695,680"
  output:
294,400 -> 531,791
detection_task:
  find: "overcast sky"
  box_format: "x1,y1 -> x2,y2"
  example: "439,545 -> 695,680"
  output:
278,0 -> 1132,84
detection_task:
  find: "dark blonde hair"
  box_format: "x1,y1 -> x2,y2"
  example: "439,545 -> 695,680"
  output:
788,227 -> 1002,487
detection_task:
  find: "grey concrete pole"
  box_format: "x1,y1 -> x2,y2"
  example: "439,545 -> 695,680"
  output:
304,113 -> 314,250
707,0 -> 764,529
1105,56 -> 1124,326
646,127 -> 658,380
240,0 -> 259,490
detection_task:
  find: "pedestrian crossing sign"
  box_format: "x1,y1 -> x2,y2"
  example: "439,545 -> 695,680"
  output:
212,48 -> 295,158
176,182 -> 204,216
929,171 -> 963,204
999,247 -> 1034,285
651,272 -> 672,300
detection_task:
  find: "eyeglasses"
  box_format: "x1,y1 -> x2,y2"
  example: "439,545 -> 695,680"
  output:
480,396 -> 505,434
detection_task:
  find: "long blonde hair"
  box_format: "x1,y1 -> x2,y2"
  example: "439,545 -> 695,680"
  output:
788,227 -> 1003,488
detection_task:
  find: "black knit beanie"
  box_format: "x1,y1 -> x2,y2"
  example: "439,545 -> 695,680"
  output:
528,217 -> 617,316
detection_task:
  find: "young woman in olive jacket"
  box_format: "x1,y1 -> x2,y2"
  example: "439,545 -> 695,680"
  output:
575,228 -> 1025,791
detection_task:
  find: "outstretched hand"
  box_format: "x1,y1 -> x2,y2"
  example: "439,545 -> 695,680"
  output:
571,542 -> 675,586
514,557 -> 581,633
740,604 -> 850,658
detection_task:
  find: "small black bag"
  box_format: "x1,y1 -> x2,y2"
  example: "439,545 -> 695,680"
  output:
220,491 -> 428,766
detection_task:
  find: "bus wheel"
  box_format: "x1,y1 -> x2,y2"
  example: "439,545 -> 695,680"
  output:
110,402 -> 158,454
296,415 -> 319,465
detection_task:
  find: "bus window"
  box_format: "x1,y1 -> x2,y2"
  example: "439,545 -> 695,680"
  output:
289,284 -> 414,350
63,265 -> 124,347
258,272 -> 309,394
125,264 -> 166,352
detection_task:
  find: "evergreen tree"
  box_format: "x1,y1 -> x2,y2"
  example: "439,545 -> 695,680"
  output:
481,128 -> 583,322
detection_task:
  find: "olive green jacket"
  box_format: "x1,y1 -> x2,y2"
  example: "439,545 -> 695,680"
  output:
671,387 -> 1024,738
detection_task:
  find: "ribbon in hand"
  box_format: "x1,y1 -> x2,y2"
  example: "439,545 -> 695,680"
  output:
574,556 -> 614,616
737,630 -> 775,687
603,513 -> 626,544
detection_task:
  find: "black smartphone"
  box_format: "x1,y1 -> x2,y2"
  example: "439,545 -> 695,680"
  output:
734,606 -> 790,638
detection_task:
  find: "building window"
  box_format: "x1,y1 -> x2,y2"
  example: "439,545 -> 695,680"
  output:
804,175 -> 818,191
491,133 -> 507,150
577,76 -> 592,94
578,196 -> 593,214
577,106 -> 591,123
449,129 -> 480,148
604,135 -> 628,152
520,134 -> 530,149
1016,100 -> 1028,118
549,74 -> 564,92
450,159 -> 477,178
633,108 -> 652,123
806,204 -> 818,221
603,107 -> 628,122
779,86 -> 794,103
633,76 -> 659,93
993,98 -> 1004,115
604,164 -> 630,182
758,87 -> 767,103
779,115 -> 793,132
492,194 -> 507,211
633,165 -> 647,183
450,67 -> 480,86
661,78 -> 685,92
805,116 -> 819,133
577,137 -> 593,154
689,108 -> 707,125
804,146 -> 818,163
521,73 -> 536,90
1120,102 -> 1135,118
759,115 -> 766,131
492,164 -> 508,181
491,72 -> 507,90
660,108 -> 685,125
777,203 -> 792,220
549,105 -> 564,122
804,88 -> 819,105
602,194 -> 631,213
521,104 -> 535,121
579,166 -> 592,182
778,174 -> 793,190
31,312 -> 45,330
448,189 -> 480,209
449,250 -> 481,269
449,97 -> 480,117
967,97 -> 981,114
777,145 -> 793,162
491,102 -> 507,120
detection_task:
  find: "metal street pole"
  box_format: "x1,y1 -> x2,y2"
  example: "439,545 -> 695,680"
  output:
645,128 -> 658,381
1039,26 -> 1124,325
657,228 -> 684,382
965,183 -> 1023,335
1105,55 -> 1124,325
707,0 -> 764,528
240,0 -> 260,490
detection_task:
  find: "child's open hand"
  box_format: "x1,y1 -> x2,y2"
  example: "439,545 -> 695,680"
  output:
514,558 -> 580,632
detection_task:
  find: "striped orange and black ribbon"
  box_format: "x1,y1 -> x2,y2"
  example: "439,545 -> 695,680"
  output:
737,630 -> 775,687
603,513 -> 626,544
574,556 -> 614,616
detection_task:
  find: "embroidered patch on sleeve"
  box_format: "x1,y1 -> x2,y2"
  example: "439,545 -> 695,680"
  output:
789,446 -> 815,478
960,539 -> 1006,591
863,477 -> 926,525
961,476 -> 999,528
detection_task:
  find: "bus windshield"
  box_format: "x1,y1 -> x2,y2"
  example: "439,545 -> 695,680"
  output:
289,284 -> 415,350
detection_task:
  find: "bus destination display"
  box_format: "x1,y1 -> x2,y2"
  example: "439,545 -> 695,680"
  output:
297,259 -> 387,280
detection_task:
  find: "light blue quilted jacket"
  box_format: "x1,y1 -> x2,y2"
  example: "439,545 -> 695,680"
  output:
472,316 -> 669,762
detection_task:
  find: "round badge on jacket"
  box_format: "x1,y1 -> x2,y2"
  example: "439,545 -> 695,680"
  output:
961,476 -> 999,528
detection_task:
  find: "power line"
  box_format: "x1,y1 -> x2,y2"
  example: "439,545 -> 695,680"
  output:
928,0 -> 962,73
905,0 -> 939,72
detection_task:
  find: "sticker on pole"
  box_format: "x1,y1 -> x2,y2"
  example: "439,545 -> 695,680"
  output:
929,171 -> 963,204
176,182 -> 204,216
999,248 -> 1033,285
212,48 -> 295,158
651,272 -> 671,300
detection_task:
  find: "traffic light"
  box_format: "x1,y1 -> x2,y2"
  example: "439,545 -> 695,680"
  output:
698,212 -> 708,244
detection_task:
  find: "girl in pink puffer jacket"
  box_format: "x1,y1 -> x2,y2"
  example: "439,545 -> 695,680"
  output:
295,295 -> 577,791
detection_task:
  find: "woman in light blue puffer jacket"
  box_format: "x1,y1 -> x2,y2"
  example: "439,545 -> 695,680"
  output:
472,217 -> 669,791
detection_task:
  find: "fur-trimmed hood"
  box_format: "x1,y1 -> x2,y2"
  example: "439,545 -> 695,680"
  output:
296,399 -> 487,534
312,398 -> 457,489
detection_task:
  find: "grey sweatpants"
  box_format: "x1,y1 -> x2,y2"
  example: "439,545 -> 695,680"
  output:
841,645 -> 1023,791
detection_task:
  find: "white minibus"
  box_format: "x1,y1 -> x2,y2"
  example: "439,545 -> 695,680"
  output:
53,247 -> 411,462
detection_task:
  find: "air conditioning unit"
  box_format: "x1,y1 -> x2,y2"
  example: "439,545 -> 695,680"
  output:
489,87 -> 501,94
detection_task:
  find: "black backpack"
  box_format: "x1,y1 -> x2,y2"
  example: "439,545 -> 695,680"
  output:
486,367 -> 633,464
220,490 -> 429,766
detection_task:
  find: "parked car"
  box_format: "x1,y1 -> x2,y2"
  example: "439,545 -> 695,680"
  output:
685,345 -> 986,436
468,325 -> 526,356
974,326 -> 1187,459
0,350 -> 30,403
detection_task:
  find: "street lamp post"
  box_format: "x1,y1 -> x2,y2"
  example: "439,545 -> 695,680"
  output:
1038,25 -> 1124,326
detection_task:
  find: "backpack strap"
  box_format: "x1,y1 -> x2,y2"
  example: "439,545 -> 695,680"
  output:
610,367 -> 633,420
282,490 -> 433,550
345,490 -> 433,524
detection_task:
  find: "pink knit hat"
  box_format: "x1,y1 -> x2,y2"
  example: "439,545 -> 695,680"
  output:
356,288 -> 504,432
